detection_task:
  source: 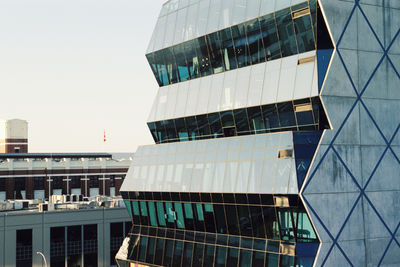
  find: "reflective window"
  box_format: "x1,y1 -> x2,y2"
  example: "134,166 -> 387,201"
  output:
173,44 -> 190,82
195,37 -> 211,76
247,106 -> 265,134
147,6 -> 317,87
184,40 -> 200,79
245,19 -> 265,64
277,102 -> 297,129
163,48 -> 179,84
219,28 -> 237,71
233,109 -> 250,135
206,32 -> 225,74
231,24 -> 251,68
275,8 -> 298,57
149,97 -> 328,144
293,9 -> 315,53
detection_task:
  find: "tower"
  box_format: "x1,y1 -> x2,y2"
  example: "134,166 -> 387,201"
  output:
0,119 -> 28,153
118,0 -> 400,266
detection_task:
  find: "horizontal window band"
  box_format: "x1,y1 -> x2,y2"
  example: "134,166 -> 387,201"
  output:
126,232 -> 292,255
147,3 -> 317,87
147,96 -> 329,145
0,173 -> 126,178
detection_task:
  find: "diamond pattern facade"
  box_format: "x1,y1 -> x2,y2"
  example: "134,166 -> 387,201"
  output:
303,0 -> 400,266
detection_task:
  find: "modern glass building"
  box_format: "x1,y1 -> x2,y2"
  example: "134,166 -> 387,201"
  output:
118,0 -> 400,266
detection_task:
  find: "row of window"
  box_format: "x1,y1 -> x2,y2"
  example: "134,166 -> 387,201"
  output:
16,222 -> 131,267
0,175 -> 121,191
147,97 -> 327,144
124,234 -> 317,267
121,192 -> 298,206
125,199 -> 317,243
147,2 -> 316,87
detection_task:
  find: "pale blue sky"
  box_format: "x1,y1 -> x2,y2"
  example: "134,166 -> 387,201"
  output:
0,0 -> 165,152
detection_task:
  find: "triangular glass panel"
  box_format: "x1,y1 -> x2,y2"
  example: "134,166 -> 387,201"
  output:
296,243 -> 319,267
293,131 -> 323,189
317,49 -> 333,91
316,2 -> 334,92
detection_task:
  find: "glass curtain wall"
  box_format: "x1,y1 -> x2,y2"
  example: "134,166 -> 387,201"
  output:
148,97 -> 327,144
122,193 -> 318,267
147,3 -> 315,87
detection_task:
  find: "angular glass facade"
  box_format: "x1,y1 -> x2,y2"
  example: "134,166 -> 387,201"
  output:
116,0 -> 347,266
147,3 -> 316,87
121,192 -> 318,267
148,97 -> 328,144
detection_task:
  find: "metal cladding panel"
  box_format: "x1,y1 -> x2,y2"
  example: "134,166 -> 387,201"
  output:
120,132 -> 299,194
302,0 -> 400,266
147,51 -> 318,123
147,0 -> 310,53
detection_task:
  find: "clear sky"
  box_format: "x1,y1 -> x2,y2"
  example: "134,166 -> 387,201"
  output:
0,0 -> 166,153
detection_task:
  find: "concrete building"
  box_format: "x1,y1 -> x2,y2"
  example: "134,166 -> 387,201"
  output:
0,119 -> 28,153
0,200 -> 130,267
117,0 -> 400,266
0,153 -> 131,201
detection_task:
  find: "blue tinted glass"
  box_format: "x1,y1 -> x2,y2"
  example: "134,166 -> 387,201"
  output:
233,109 -> 250,135
227,248 -> 239,266
155,121 -> 167,143
231,24 -> 251,68
194,37 -> 212,76
245,19 -> 265,64
208,113 -> 223,138
152,50 -> 169,86
172,240 -> 183,266
262,104 -> 280,130
296,243 -> 319,267
206,32 -> 225,74
185,116 -> 199,141
252,251 -> 265,266
138,236 -> 148,262
247,106 -> 265,134
275,8 -> 298,57
147,202 -> 158,227
184,40 -> 201,79
139,201 -> 148,216
219,28 -> 237,70
239,250 -> 252,267
215,246 -> 227,267
193,243 -> 204,267
173,44 -> 190,82
164,120 -> 177,142
146,53 -> 162,86
293,13 -> 315,53
163,239 -> 174,265
147,122 -> 158,143
277,102 -> 296,129
146,237 -> 156,263
182,242 -> 194,266
174,202 -> 185,229
156,202 -> 166,226
196,114 -> 211,138
220,111 -> 234,127
259,13 -> 281,60
310,0 -> 317,43
214,205 -> 227,234
293,132 -> 322,188
317,49 -> 333,91
175,118 -> 189,142
163,48 -> 179,84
